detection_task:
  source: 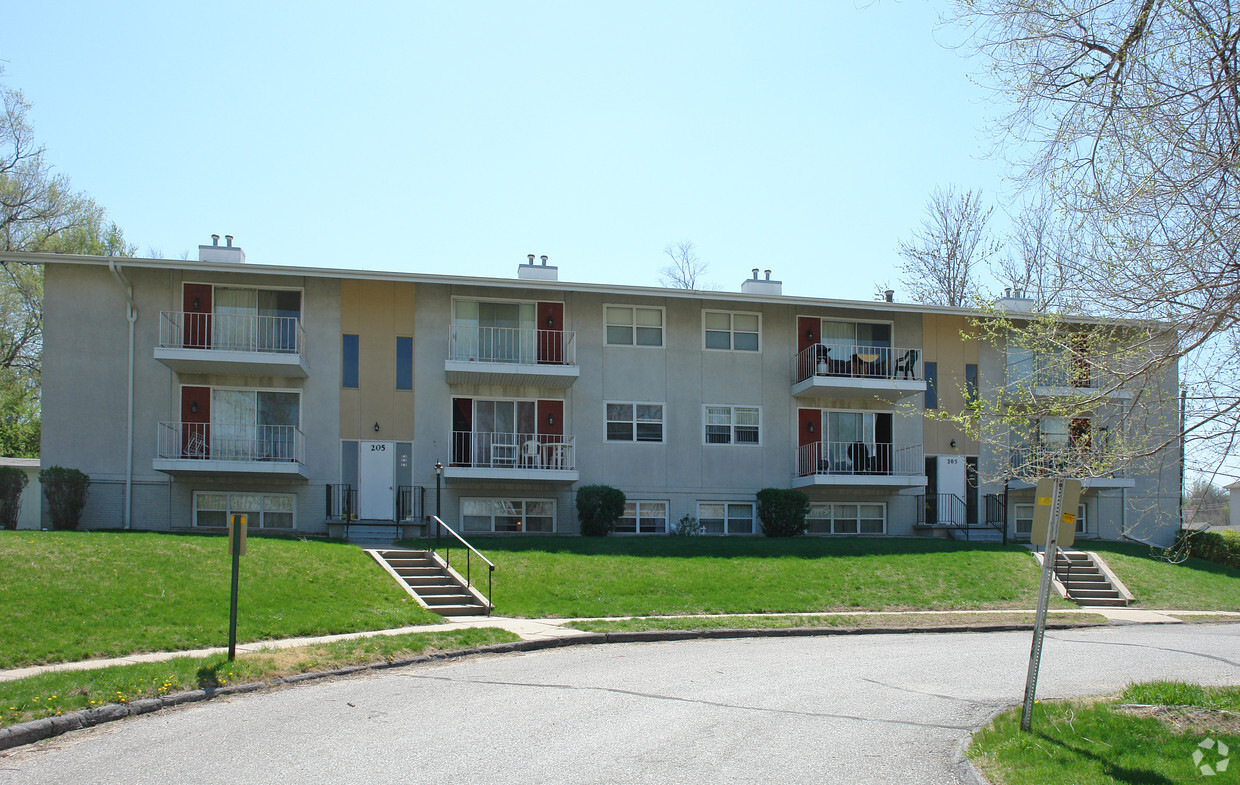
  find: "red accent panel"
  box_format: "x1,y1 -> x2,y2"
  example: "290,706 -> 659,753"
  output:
797,316 -> 818,354
451,398 -> 473,465
537,400 -> 564,436
798,408 -> 819,448
182,284 -> 212,349
1070,418 -> 1091,450
180,386 -> 210,459
537,302 -> 565,365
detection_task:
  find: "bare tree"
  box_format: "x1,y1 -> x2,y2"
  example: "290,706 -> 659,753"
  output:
944,1 -> 1240,487
659,240 -> 711,290
896,186 -> 999,308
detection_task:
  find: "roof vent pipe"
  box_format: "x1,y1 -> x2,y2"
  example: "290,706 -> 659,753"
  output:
540,255 -> 548,266
884,289 -> 895,303
528,254 -> 535,265
1005,287 -> 1012,298
225,235 -> 233,248
211,234 -> 220,246
751,268 -> 759,279
764,269 -> 771,281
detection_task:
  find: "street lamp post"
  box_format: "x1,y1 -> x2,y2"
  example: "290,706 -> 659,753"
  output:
433,460 -> 443,549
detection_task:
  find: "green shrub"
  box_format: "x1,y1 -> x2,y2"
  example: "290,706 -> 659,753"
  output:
0,466 -> 28,530
39,466 -> 89,531
756,488 -> 811,537
576,485 -> 626,536
671,514 -> 704,536
1174,529 -> 1240,569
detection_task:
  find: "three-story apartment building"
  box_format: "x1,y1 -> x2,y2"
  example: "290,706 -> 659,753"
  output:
22,240 -> 1181,544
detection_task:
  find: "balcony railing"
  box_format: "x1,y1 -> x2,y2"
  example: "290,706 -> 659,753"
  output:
794,343 -> 922,384
448,325 -> 576,366
795,441 -> 923,478
157,421 -> 305,465
450,431 -> 575,471
159,311 -> 306,357
1009,444 -> 1127,479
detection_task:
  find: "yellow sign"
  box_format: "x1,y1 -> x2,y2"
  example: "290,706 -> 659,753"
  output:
1030,478 -> 1081,548
1037,497 -> 1052,506
228,514 -> 248,556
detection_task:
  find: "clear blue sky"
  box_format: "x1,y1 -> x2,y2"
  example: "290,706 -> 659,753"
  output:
3,1 -> 1012,298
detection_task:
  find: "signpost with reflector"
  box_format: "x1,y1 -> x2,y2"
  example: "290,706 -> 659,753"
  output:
227,514 -> 247,661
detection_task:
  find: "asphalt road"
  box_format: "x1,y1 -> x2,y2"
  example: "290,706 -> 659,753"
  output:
2,624 -> 1237,785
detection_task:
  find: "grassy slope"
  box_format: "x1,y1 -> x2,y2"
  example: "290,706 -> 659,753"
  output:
416,535 -> 1066,618
0,531 -> 440,669
1087,541 -> 1240,611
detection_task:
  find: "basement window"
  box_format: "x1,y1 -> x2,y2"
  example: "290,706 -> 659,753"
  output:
193,492 -> 295,529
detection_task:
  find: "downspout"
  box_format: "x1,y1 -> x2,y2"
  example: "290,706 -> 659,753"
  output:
109,260 -> 137,530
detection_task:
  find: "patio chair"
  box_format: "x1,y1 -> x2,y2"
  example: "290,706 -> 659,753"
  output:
894,349 -> 919,379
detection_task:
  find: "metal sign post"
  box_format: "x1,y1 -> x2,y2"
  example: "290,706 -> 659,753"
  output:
1020,478 -> 1081,732
227,514 -> 247,661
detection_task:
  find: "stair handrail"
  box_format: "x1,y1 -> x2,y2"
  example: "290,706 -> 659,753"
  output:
427,515 -> 494,612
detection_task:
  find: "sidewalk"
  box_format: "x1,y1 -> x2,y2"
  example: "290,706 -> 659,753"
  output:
2,608 -> 1235,683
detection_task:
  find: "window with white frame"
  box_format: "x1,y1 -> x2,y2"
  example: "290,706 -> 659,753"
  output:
461,498 -> 555,533
605,305 -> 664,347
704,311 -> 759,351
210,388 -> 300,461
806,503 -> 886,535
1014,503 -> 1087,535
615,501 -> 668,534
194,492 -> 295,529
698,502 -> 755,535
209,286 -> 302,352
606,402 -> 664,442
704,405 -> 760,445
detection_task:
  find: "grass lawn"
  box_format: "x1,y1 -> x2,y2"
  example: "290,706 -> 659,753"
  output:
408,535 -> 1072,618
969,681 -> 1240,784
566,611 -> 1109,633
0,627 -> 519,729
1087,541 -> 1240,611
0,531 -> 441,670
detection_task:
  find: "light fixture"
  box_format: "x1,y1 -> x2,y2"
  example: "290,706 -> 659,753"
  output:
807,421 -> 815,433
950,439 -> 957,449
434,460 -> 443,477
546,315 -> 554,327
806,329 -> 814,340
190,400 -> 198,414
548,412 -> 555,426
374,422 -> 380,432
192,297 -> 200,310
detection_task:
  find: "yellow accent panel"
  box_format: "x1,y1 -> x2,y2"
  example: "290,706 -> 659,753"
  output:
921,314 -> 978,455
339,280 -> 416,441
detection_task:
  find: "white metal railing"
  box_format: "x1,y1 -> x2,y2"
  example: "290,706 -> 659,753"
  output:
796,441 -> 922,478
793,343 -> 922,384
159,311 -> 306,357
448,325 -> 576,366
450,431 -> 575,470
1009,444 -> 1126,478
157,421 -> 305,465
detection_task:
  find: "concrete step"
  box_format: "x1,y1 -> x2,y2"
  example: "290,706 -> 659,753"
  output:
402,574 -> 456,586
422,594 -> 478,606
1075,597 -> 1129,607
433,604 -> 491,617
1070,588 -> 1121,598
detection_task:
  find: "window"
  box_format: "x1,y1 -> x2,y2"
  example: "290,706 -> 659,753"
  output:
925,361 -> 938,409
396,336 -> 413,390
704,311 -> 759,351
698,502 -> 754,535
461,498 -> 555,533
1015,503 -> 1088,535
616,501 -> 668,534
965,363 -> 978,402
1007,345 -> 1034,386
194,492 -> 295,529
210,388 -> 300,461
210,287 -> 302,352
342,334 -> 359,388
452,299 -> 537,363
605,305 -> 664,347
806,503 -> 886,535
606,402 -> 664,442
704,405 -> 760,445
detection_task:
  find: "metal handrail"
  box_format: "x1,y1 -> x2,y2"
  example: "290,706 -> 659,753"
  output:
795,441 -> 922,478
157,421 -> 305,464
159,310 -> 306,357
447,324 -> 577,366
450,431 -> 575,470
427,514 -> 494,613
915,492 -> 969,536
793,343 -> 922,384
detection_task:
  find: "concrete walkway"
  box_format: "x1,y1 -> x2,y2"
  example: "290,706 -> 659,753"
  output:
2,607 -> 1235,683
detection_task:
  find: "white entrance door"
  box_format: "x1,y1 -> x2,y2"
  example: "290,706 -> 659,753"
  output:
936,455 -> 967,526
358,441 -> 395,520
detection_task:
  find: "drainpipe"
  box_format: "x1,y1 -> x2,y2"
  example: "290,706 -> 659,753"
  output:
108,260 -> 137,530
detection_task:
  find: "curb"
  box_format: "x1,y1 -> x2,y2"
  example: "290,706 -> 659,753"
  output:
0,620 -> 1099,753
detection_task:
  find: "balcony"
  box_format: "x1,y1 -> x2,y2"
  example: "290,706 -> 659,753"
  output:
1010,357 -> 1132,400
1007,445 -> 1134,489
445,326 -> 579,388
792,441 -> 927,488
791,344 -> 926,402
155,312 -> 309,377
153,422 -> 308,478
444,431 -> 578,482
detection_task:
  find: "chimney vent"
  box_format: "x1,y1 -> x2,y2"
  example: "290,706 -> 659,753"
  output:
211,234 -> 220,246
751,268 -> 759,280
198,234 -> 246,263
741,270 -> 782,295
527,254 -> 535,265
884,289 -> 895,303
764,269 -> 772,281
540,255 -> 548,266
518,253 -> 558,281
225,235 -> 233,248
